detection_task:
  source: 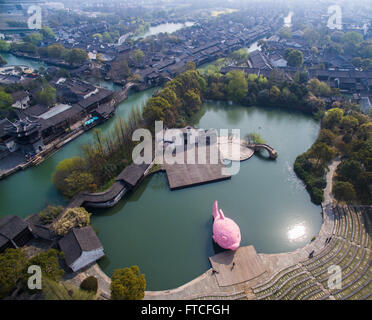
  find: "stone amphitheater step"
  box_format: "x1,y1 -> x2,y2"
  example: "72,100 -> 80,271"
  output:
301,237 -> 340,268
252,265 -> 301,294
332,254 -> 372,299
259,273 -> 310,300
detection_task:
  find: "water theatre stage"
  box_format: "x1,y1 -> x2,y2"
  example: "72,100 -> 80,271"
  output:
163,146 -> 231,190
209,246 -> 267,287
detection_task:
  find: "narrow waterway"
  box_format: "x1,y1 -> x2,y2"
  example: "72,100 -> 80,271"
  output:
133,22 -> 194,40
2,52 -> 46,70
0,86 -> 158,216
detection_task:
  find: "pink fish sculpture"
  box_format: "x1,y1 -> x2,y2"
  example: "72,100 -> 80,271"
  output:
212,201 -> 241,250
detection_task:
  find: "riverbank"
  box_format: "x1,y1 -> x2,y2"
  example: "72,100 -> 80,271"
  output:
0,82 -> 135,180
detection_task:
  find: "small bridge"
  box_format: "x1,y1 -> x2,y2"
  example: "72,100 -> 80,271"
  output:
249,144 -> 278,159
112,82 -> 136,105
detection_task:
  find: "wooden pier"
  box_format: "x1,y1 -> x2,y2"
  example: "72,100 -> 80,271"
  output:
163,145 -> 231,190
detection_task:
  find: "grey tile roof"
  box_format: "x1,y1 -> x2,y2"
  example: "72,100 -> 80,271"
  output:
0,215 -> 28,241
58,226 -> 103,266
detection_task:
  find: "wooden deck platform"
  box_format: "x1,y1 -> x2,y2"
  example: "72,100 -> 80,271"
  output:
163,145 -> 231,190
209,246 -> 267,287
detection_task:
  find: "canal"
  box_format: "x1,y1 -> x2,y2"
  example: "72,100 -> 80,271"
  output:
133,22 -> 195,40
0,54 -> 321,291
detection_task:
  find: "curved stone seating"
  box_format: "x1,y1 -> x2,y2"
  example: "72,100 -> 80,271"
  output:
307,239 -> 342,268
332,254 -> 372,299
314,244 -> 358,282
298,285 -> 322,300
258,273 -> 309,300
280,278 -> 317,300
348,206 -> 362,244
301,237 -> 339,267
246,206 -> 371,300
252,265 -> 300,293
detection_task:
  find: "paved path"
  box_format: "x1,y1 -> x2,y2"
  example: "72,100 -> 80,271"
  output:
218,137 -> 254,161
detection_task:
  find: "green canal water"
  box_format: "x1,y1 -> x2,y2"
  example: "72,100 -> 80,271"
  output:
0,54 -> 321,291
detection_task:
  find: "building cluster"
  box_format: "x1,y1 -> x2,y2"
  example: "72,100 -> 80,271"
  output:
0,214 -> 104,273
221,27 -> 372,113
0,76 -> 114,165
112,14 -> 282,86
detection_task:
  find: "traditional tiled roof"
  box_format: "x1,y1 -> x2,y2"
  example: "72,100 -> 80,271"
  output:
58,226 -> 103,266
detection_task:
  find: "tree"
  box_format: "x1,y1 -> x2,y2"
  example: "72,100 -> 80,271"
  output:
322,108 -> 344,129
318,129 -> 336,145
53,156 -> 94,197
342,32 -> 363,53
23,249 -> 64,287
285,49 -> 304,67
0,40 -> 11,52
41,27 -> 55,40
269,85 -> 281,104
245,132 -> 265,144
0,54 -> 6,66
308,142 -> 336,168
0,88 -> 13,111
307,78 -> 332,97
65,171 -> 96,197
333,181 -> 356,201
36,83 -> 56,106
47,44 -> 66,59
92,33 -> 103,40
110,266 -> 146,300
229,49 -> 249,65
25,33 -> 43,45
52,207 -> 91,236
66,48 -> 88,65
336,160 -> 364,184
130,49 -> 145,65
143,96 -> 169,127
102,32 -> 112,43
341,115 -> 359,132
39,205 -> 64,224
80,276 -> 98,293
225,70 -> 248,103
0,248 -> 27,298
183,89 -> 201,116
42,277 -> 94,300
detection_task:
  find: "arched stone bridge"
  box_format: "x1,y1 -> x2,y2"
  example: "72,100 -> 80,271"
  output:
249,144 -> 278,159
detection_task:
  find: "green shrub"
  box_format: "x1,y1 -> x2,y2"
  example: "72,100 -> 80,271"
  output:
39,205 -> 64,224
52,207 -> 90,236
80,276 -> 98,293
310,187 -> 324,205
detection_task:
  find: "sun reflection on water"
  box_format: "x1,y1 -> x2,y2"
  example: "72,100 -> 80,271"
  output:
287,224 -> 306,242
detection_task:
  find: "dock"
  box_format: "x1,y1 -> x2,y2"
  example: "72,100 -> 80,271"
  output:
163,145 -> 231,190
209,246 -> 267,287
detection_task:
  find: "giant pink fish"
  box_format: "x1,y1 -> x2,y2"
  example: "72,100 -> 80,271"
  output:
212,201 -> 241,250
